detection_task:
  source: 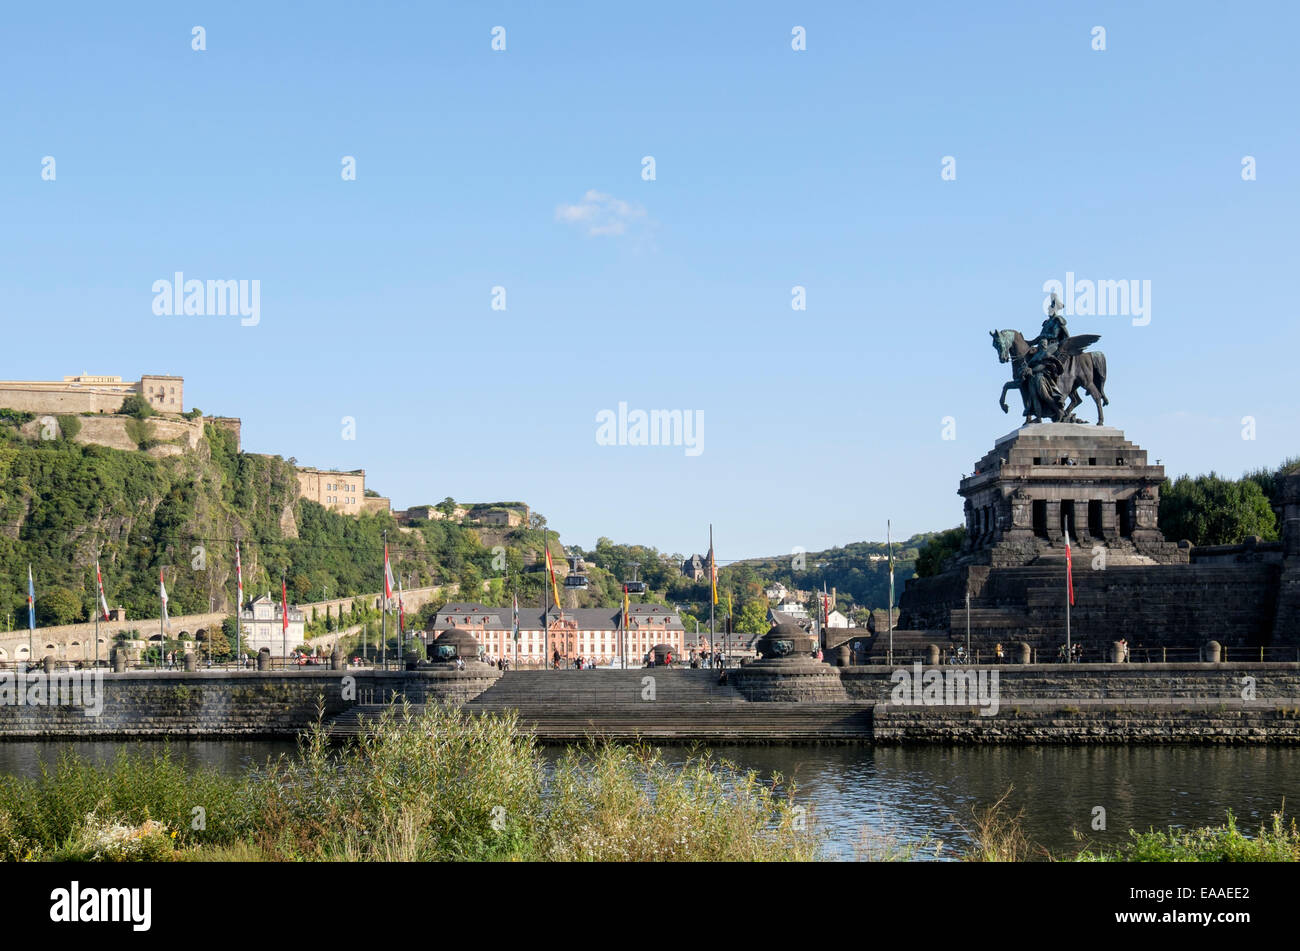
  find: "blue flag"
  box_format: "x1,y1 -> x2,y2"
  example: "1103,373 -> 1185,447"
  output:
27,565 -> 35,631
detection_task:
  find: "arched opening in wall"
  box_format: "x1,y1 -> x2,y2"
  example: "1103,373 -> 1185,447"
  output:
148,634 -> 164,643
1088,500 -> 1104,538
1032,500 -> 1048,538
15,646 -> 29,659
0,648 -> 8,661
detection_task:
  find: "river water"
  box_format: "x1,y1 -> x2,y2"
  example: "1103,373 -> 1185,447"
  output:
1,740 -> 1293,859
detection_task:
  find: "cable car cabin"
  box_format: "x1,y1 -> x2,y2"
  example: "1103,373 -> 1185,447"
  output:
564,574 -> 589,590
625,581 -> 648,594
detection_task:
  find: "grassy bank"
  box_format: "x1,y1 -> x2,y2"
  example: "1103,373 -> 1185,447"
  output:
0,705 -> 819,862
0,714 -> 1294,862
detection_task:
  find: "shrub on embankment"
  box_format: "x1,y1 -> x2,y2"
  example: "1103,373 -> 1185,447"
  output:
0,706 -> 820,862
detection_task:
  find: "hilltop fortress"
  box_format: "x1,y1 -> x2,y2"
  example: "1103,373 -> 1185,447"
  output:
0,373 -> 184,415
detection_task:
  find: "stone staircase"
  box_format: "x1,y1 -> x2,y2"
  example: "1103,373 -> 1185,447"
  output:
326,669 -> 875,742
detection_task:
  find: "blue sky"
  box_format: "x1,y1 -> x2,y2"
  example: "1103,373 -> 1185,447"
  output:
4,2 -> 1297,559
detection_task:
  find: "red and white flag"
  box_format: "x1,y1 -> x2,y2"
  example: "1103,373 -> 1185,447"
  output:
159,568 -> 170,630
95,559 -> 110,621
281,576 -> 289,633
1065,529 -> 1075,606
383,544 -> 395,610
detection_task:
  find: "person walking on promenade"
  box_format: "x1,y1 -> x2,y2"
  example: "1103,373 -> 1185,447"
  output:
995,642 -> 1004,664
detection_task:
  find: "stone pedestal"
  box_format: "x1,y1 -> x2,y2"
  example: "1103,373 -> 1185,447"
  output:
728,620 -> 847,701
957,423 -> 1187,567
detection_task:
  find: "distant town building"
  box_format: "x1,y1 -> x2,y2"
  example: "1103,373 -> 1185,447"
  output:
239,593 -> 306,657
681,552 -> 714,580
295,467 -> 391,516
0,373 -> 184,415
764,582 -> 789,601
429,602 -> 685,664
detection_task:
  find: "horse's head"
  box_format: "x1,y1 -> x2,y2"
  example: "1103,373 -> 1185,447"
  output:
990,329 -> 1014,364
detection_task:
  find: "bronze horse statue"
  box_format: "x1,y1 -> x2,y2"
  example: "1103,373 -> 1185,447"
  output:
990,329 -> 1109,425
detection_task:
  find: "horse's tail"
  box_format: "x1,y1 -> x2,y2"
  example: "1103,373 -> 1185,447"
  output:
1093,352 -> 1108,405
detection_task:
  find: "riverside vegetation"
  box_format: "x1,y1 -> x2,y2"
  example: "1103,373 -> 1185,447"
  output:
0,706 -> 818,862
0,708 -> 1294,862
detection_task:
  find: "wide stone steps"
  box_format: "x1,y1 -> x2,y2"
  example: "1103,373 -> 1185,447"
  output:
326,701 -> 875,741
466,669 -> 747,705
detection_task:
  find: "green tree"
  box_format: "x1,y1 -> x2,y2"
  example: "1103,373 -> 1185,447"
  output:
118,395 -> 155,419
37,585 -> 83,626
915,527 -> 965,578
1159,474 -> 1277,546
736,597 -> 769,634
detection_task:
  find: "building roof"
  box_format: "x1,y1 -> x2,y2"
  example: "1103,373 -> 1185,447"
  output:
431,602 -> 684,632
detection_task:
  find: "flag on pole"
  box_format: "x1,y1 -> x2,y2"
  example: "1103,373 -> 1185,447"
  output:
545,547 -> 561,607
623,584 -> 630,621
1065,528 -> 1075,606
512,589 -> 519,642
235,541 -> 244,608
383,544 -> 395,611
396,573 -> 406,635
27,565 -> 35,631
95,559 -> 110,621
159,568 -> 170,631
709,546 -> 718,605
281,576 -> 289,633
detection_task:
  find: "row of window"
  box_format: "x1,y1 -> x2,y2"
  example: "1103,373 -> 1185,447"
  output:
327,496 -> 357,505
327,482 -> 358,492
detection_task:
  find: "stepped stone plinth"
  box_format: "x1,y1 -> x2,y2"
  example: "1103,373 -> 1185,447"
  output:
958,423 -> 1186,567
730,620 -> 847,701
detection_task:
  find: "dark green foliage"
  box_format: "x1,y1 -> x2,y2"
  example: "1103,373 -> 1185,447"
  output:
117,395 -> 154,419
915,527 -> 966,578
1159,473 -> 1277,546
55,416 -> 80,441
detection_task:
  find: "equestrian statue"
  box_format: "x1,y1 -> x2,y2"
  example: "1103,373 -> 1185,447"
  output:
990,293 -> 1109,425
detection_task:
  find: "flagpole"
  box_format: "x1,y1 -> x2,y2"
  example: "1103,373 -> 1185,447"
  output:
887,520 -> 895,666
1065,529 -> 1072,663
381,530 -> 388,670
235,542 -> 242,667
708,524 -> 715,667
28,565 -> 35,670
543,528 -> 550,670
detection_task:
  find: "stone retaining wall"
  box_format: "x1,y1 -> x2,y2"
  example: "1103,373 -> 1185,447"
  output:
871,701 -> 1300,744
840,663 -> 1300,703
0,668 -> 498,738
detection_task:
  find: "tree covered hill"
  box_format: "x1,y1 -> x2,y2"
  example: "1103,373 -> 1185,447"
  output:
0,417 -> 554,627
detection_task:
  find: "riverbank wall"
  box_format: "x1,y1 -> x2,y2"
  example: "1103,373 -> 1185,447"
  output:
0,664 -> 1297,743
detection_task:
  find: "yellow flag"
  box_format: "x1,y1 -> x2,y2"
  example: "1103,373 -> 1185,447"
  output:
710,547 -> 718,604
545,547 -> 561,607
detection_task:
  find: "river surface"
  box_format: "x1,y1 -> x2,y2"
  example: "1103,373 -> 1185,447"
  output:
0,741 -> 1293,859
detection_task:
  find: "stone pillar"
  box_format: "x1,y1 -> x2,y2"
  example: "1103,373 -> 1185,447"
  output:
1099,500 -> 1118,541
1203,640 -> 1222,663
926,644 -> 940,666
256,649 -> 271,671
1017,642 -> 1031,664
43,655 -> 55,674
1045,500 -> 1063,542
1076,499 -> 1094,542
330,648 -> 343,670
836,644 -> 850,667
112,648 -> 127,672
183,652 -> 197,672
1109,641 -> 1125,664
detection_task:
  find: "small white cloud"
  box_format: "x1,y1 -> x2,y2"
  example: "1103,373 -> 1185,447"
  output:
555,189 -> 647,237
